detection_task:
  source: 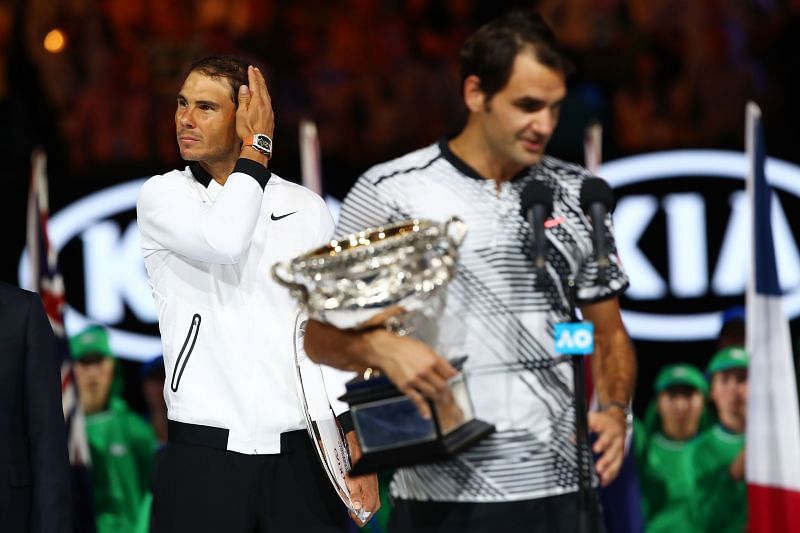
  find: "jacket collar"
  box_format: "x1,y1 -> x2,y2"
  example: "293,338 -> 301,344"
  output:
189,162 -> 213,188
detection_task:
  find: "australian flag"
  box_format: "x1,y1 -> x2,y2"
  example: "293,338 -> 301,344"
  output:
26,149 -> 96,533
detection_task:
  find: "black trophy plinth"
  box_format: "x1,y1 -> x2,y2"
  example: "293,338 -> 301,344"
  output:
340,371 -> 495,476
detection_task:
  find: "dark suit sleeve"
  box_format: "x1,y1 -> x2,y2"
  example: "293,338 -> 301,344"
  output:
24,295 -> 73,532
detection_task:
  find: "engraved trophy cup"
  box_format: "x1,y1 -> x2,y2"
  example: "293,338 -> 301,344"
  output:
273,217 -> 494,477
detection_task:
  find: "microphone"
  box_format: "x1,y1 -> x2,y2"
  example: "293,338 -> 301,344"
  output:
579,177 -> 615,273
520,180 -> 553,279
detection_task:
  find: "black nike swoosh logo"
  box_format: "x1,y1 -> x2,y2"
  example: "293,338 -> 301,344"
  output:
270,211 -> 297,221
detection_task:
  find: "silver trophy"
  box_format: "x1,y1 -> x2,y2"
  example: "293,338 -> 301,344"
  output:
273,217 -> 494,476
291,312 -> 370,522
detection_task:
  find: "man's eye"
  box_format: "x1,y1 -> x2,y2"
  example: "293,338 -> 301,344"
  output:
518,102 -> 545,113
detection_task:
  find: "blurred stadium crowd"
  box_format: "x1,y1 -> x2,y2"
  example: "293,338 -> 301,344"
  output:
2,0 -> 800,197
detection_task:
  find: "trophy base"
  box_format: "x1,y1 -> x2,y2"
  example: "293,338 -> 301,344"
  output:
348,418 -> 495,476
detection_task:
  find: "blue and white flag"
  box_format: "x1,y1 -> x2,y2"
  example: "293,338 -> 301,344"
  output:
744,102 -> 800,532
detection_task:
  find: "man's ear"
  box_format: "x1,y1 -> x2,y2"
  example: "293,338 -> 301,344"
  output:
463,75 -> 486,113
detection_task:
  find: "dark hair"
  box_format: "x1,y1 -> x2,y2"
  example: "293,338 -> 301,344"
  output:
459,10 -> 573,101
186,55 -> 249,106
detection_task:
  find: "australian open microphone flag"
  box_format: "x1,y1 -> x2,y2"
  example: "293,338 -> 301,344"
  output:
745,102 -> 800,532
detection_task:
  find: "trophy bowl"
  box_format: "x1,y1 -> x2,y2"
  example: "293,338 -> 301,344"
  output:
272,217 -> 467,331
273,216 -> 494,476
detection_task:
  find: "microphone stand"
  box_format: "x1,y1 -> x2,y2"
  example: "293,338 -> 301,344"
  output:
565,277 -> 595,533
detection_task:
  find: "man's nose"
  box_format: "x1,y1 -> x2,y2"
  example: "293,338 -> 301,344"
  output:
674,397 -> 690,410
533,108 -> 558,134
178,107 -> 195,128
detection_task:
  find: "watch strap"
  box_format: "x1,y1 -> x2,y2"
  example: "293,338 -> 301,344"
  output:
601,401 -> 633,425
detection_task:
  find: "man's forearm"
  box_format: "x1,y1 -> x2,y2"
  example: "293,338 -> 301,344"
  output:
593,326 -> 636,407
304,318 -> 458,418
304,319 -> 382,372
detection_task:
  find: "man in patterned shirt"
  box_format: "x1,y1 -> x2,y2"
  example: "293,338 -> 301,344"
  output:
304,10 -> 635,532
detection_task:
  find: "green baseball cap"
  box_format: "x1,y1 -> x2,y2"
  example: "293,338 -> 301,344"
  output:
654,364 -> 708,395
706,346 -> 749,375
69,325 -> 113,361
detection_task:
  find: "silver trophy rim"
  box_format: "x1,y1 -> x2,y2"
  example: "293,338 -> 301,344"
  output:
297,218 -> 440,262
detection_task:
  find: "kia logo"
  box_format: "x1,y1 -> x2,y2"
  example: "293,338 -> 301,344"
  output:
17,151 -> 800,359
18,179 -> 160,361
601,150 -> 800,341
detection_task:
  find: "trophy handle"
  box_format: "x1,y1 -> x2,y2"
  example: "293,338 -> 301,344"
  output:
271,262 -> 309,300
444,216 -> 467,248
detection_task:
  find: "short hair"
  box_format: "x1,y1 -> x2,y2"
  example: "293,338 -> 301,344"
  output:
186,55 -> 249,107
459,10 -> 573,101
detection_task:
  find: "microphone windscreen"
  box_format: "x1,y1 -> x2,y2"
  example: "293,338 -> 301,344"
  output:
520,180 -> 553,218
579,177 -> 615,214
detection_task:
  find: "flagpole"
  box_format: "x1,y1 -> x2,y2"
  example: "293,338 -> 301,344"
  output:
300,119 -> 323,196
26,148 -> 96,532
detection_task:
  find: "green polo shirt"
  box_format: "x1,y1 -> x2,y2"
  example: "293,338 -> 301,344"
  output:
688,424 -> 746,532
86,397 -> 157,533
636,431 -> 698,533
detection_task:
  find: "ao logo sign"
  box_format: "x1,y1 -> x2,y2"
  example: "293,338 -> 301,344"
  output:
17,150 -> 800,360
554,323 -> 595,355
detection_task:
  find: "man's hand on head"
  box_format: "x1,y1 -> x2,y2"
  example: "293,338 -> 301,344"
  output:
236,65 -> 274,163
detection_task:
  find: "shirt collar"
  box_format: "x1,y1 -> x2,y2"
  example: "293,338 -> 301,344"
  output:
438,137 -> 532,183
189,162 -> 213,188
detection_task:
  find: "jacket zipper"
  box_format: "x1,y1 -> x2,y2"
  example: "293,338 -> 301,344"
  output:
170,314 -> 201,392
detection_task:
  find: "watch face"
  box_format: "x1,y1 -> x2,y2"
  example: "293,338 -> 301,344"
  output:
255,135 -> 271,152
249,134 -> 272,155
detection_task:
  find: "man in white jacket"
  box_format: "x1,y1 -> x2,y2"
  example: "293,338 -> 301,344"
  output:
137,56 -> 378,533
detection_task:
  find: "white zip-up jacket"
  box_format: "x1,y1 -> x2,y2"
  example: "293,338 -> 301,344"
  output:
137,159 -> 344,454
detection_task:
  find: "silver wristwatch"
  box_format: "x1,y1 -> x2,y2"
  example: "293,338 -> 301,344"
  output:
603,401 -> 633,430
245,133 -> 272,158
